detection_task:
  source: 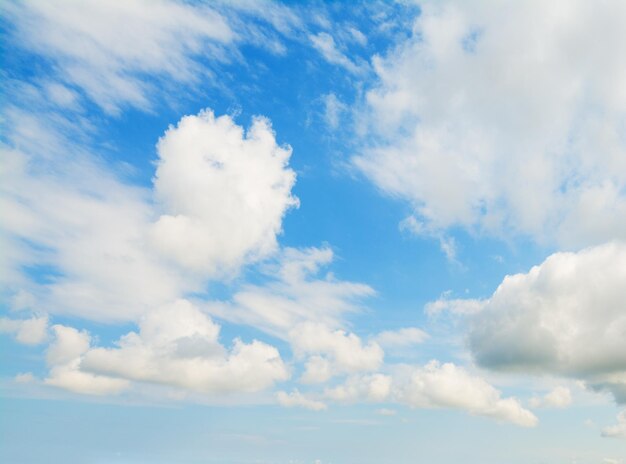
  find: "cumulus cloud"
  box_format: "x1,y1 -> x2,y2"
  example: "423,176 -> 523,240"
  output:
322,362 -> 536,427
44,325 -> 130,395
393,361 -> 537,427
529,386 -> 572,409
467,242 -> 626,403
355,0 -> 626,247
1,108 -> 297,322
152,110 -> 298,278
276,389 -> 327,411
0,316 -> 48,345
290,323 -> 384,384
79,300 -> 289,394
602,410 -> 626,439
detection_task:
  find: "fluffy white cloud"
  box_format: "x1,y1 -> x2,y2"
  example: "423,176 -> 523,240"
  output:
393,361 -> 537,427
0,316 -> 48,345
375,327 -> 428,348
468,242 -> 626,402
290,322 -> 384,384
602,410 -> 626,439
529,386 -> 572,409
355,0 -> 626,247
44,325 -> 130,395
79,300 -> 289,394
276,389 -> 327,411
152,110 -> 297,277
321,362 -> 536,427
1,108 -> 297,322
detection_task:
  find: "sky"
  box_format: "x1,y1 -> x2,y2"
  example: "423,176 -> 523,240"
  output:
1,1 -> 626,463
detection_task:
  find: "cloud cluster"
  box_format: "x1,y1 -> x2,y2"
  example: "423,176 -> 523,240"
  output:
290,323 -> 384,384
355,0 -> 626,247
466,242 -> 626,403
1,108 -> 296,322
152,110 -> 298,278
45,325 -> 130,396
321,362 -> 536,427
78,300 -> 289,394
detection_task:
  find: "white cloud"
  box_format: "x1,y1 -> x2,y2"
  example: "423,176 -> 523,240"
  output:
322,93 -> 347,130
14,372 -> 35,384
321,361 -> 536,427
79,300 -> 289,395
207,246 -> 375,337
309,32 -> 362,74
425,294 -> 486,316
276,390 -> 327,411
347,27 -> 367,46
376,408 -> 397,416
529,386 -> 572,409
355,0 -> 626,247
1,108 -> 297,322
152,110 -> 298,278
0,316 -> 48,345
467,242 -> 626,403
375,327 -> 428,348
393,361 -> 537,427
44,325 -> 130,395
602,410 -> 626,439
6,0 -> 234,113
290,323 -> 384,384
325,373 -> 392,403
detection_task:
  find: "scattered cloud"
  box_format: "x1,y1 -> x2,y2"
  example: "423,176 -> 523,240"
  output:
0,316 -> 48,345
529,386 -> 572,409
49,300 -> 289,396
309,32 -> 363,74
44,324 -> 130,395
602,410 -> 626,439
375,327 -> 429,348
277,390 -> 327,411
1,108 -> 297,322
5,0 -> 234,113
207,246 -> 375,337
291,323 -> 384,384
355,0 -> 626,247
322,93 -> 347,130
322,361 -> 537,427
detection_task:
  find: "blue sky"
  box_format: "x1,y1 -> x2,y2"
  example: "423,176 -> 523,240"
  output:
1,1 -> 626,463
